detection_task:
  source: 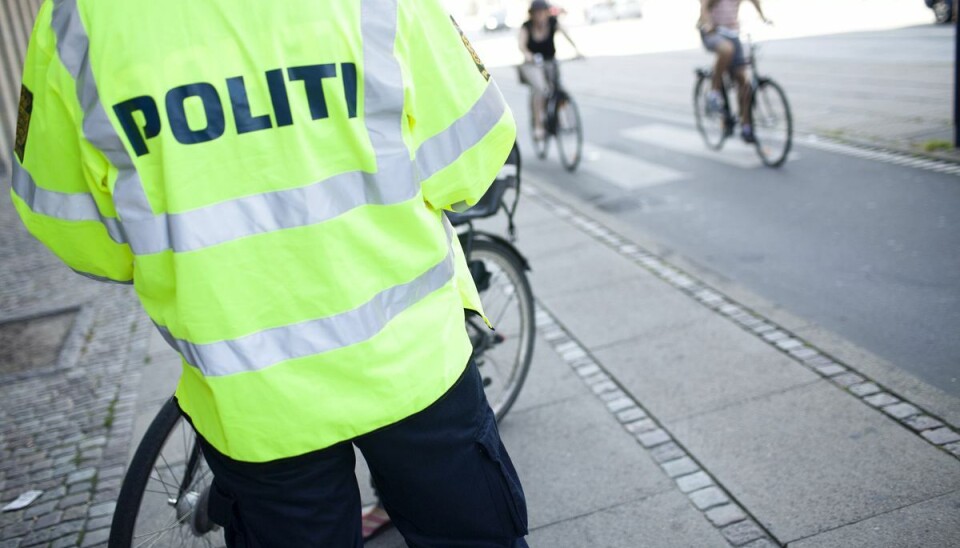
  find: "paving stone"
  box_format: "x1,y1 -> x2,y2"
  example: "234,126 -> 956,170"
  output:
57,492 -> 90,509
944,442 -> 960,457
51,535 -> 81,548
606,397 -> 635,413
599,389 -> 627,403
66,468 -> 96,485
554,341 -> 580,354
721,520 -> 767,546
752,323 -> 776,334
561,347 -> 587,361
921,427 -> 960,445
637,429 -> 671,448
616,408 -> 646,423
661,456 -> 699,478
23,499 -> 57,518
33,510 -> 62,529
775,338 -> 803,351
67,481 -> 93,495
882,402 -> 920,420
624,419 -> 659,434
590,381 -> 618,395
848,382 -> 881,397
903,415 -> 944,432
689,486 -> 730,510
789,347 -> 819,360
863,393 -> 899,407
2,521 -> 30,539
85,514 -> 112,531
648,441 -> 686,464
575,364 -> 601,377
831,372 -> 865,387
77,436 -> 106,450
735,315 -> 764,328
676,471 -> 713,493
804,355 -> 835,367
762,331 -> 788,343
80,526 -> 110,547
742,539 -> 778,548
582,372 -> 610,386
88,501 -> 115,518
18,519 -> 83,545
705,503 -> 747,526
61,504 -> 89,521
814,364 -> 847,377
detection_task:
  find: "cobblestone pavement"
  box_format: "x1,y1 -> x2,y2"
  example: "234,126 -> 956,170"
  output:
0,194 -> 150,547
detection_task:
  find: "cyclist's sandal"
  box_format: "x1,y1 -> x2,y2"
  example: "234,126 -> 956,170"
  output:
361,504 -> 393,540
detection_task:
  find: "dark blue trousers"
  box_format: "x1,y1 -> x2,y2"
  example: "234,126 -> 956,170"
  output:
197,359 -> 529,547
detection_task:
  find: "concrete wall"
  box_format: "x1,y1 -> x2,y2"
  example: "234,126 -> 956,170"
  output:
1,0 -> 42,179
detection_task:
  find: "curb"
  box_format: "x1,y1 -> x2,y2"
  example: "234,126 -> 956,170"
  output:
534,303 -> 780,547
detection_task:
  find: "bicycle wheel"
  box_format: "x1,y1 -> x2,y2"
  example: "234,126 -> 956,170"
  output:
555,93 -> 583,172
751,79 -> 793,168
530,94 -> 549,159
467,239 -> 535,421
109,398 -> 224,548
694,73 -> 729,151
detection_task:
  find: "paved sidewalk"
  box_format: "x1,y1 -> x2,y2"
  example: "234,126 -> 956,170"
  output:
0,193 -> 151,546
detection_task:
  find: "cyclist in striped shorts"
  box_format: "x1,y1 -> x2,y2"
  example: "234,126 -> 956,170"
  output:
698,0 -> 770,143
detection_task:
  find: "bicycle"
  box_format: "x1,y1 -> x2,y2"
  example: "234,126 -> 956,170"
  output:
694,34 -> 793,168
524,57 -> 583,172
107,146 -> 535,547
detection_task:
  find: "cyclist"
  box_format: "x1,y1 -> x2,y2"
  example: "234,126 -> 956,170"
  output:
518,0 -> 583,140
12,0 -> 528,546
698,0 -> 770,143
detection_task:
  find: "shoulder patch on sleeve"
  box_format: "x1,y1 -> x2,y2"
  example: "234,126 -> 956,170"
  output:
14,85 -> 34,163
450,16 -> 490,81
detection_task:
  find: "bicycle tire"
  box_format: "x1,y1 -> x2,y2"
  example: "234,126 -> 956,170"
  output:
751,79 -> 793,168
469,239 -> 535,421
109,398 -> 223,548
694,73 -> 729,151
555,93 -> 583,172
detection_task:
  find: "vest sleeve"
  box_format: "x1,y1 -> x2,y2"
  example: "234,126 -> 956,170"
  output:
395,0 -> 517,212
10,1 -> 134,284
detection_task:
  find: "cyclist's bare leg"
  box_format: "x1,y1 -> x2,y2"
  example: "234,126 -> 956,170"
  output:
735,68 -> 750,125
532,93 -> 546,138
712,41 -> 735,91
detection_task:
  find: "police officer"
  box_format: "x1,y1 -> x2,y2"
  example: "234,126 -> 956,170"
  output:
11,0 -> 526,546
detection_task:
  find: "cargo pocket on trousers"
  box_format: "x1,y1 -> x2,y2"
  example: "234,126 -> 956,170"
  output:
208,480 -> 249,547
475,412 -> 529,536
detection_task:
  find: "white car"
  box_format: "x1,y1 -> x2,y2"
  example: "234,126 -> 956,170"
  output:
585,0 -> 643,24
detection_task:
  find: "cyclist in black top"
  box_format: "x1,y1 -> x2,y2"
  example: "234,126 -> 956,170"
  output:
518,0 -> 582,140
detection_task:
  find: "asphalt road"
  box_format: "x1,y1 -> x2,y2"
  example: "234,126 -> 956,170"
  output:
488,28 -> 960,399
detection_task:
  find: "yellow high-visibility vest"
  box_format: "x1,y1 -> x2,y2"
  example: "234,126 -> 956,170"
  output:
11,0 -> 516,462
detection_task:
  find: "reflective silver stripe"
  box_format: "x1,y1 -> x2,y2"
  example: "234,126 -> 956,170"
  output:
415,82 -> 508,179
51,0 -> 154,220
361,0 -> 405,157
122,155 -> 419,254
157,248 -> 455,376
11,161 -> 126,243
71,268 -> 132,285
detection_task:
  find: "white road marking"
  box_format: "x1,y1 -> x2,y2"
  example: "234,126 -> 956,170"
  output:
580,143 -> 688,189
572,94 -> 960,178
621,124 -> 797,169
